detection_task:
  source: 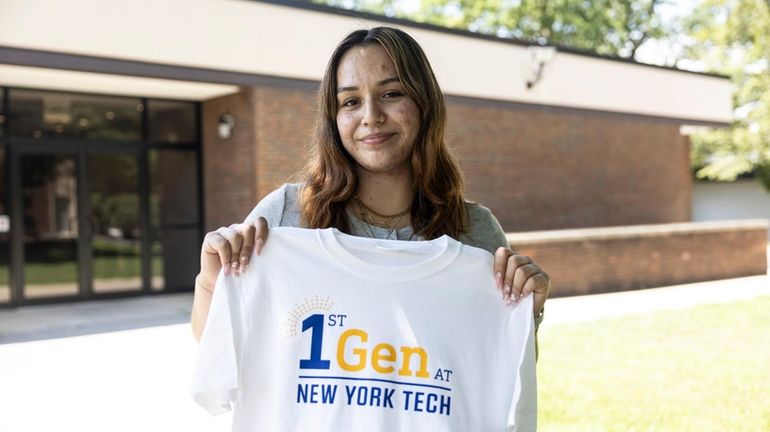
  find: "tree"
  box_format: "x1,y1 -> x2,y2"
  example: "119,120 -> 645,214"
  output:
683,0 -> 770,190
312,0 -> 398,16
313,0 -> 671,60
421,0 -> 670,59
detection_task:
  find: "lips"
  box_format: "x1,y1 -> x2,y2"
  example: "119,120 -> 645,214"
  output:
359,133 -> 395,144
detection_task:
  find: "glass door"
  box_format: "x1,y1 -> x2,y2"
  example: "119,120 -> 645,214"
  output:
86,150 -> 143,294
5,87 -> 202,305
19,152 -> 80,300
16,148 -> 145,302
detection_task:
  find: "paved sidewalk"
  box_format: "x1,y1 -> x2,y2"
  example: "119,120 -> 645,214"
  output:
0,292 -> 194,344
0,273 -> 768,432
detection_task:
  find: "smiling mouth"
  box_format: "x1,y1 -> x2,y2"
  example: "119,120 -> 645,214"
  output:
359,133 -> 395,144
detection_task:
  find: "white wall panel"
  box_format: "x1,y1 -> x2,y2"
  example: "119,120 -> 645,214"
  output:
0,0 -> 732,121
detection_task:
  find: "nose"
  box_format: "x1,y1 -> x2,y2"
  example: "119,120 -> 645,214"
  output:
361,99 -> 385,126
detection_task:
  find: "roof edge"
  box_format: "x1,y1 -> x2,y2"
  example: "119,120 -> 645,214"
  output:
254,0 -> 730,80
0,45 -> 732,124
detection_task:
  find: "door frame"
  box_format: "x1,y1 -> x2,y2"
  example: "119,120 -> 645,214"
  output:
9,138 -> 152,306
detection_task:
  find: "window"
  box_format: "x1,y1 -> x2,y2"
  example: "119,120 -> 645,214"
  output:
8,90 -> 142,141
147,100 -> 197,144
149,149 -> 201,291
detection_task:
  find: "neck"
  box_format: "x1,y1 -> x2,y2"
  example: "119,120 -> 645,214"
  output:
354,168 -> 414,227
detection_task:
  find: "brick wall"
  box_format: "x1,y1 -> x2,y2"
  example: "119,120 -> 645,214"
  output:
202,85 -> 315,231
202,86 -> 693,233
202,88 -> 258,230
447,98 -> 693,232
253,86 -> 316,198
507,221 -> 769,297
200,86 -> 758,296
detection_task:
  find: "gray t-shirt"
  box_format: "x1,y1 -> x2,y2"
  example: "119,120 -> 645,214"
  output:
244,183 -> 509,255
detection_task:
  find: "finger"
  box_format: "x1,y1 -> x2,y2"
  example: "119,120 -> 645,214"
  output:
200,232 -> 226,284
238,223 -> 256,272
503,255 -> 532,299
527,273 -> 550,313
503,255 -> 520,300
533,271 -> 550,295
229,222 -> 247,274
216,227 -> 243,275
254,217 -> 269,255
513,263 -> 540,300
205,231 -> 232,276
494,247 -> 512,292
520,273 -> 539,297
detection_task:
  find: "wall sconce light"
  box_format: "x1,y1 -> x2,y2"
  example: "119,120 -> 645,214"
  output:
218,114 -> 236,139
526,45 -> 557,90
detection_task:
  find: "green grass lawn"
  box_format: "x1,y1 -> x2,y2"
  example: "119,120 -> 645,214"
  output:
0,257 -> 162,285
537,296 -> 770,431
0,238 -> 167,285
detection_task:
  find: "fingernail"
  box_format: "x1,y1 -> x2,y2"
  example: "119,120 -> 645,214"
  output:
255,238 -> 264,255
503,284 -> 511,297
495,272 -> 502,289
238,257 -> 248,275
224,264 -> 230,275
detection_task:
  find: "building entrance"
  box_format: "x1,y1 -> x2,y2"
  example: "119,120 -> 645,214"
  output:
1,87 -> 202,306
16,149 -> 145,302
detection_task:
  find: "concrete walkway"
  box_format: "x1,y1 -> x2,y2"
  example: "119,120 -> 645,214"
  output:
0,273 -> 768,432
0,292 -> 194,344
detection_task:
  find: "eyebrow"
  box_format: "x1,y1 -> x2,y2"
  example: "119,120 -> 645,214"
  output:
337,77 -> 401,93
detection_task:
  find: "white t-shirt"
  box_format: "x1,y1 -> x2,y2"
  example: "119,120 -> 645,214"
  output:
192,227 -> 536,431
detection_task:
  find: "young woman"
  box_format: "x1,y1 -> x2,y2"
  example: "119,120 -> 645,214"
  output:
192,26 -> 550,342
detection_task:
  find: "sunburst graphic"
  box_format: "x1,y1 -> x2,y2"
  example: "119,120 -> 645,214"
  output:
282,295 -> 334,339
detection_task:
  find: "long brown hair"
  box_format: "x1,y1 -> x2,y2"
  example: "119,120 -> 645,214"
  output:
299,26 -> 468,240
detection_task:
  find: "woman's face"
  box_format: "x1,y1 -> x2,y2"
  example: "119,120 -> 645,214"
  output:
335,44 -> 420,177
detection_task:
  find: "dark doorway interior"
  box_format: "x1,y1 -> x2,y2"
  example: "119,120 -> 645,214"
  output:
1,87 -> 202,306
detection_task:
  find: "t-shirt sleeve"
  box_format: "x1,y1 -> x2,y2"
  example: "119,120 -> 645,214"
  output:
462,203 -> 510,255
243,184 -> 288,227
191,271 -> 245,415
506,295 -> 538,431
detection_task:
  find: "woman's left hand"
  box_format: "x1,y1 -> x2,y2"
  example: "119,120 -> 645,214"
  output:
494,247 -> 550,315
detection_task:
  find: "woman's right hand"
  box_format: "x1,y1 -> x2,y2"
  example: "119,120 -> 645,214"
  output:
197,216 -> 269,293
